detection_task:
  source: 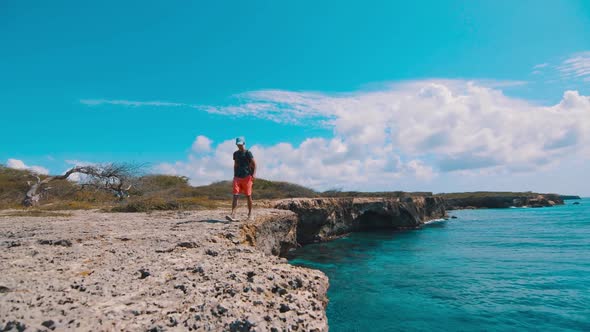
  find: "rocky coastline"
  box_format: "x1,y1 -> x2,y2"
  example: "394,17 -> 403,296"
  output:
0,193 -> 567,331
0,196 -> 446,331
559,195 -> 582,200
443,194 -> 565,210
274,196 -> 447,244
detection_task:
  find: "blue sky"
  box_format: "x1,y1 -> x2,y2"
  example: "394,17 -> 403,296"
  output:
1,1 -> 590,195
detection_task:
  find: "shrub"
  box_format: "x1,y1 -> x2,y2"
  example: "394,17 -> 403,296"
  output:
0,166 -> 35,208
175,196 -> 224,210
110,197 -> 181,212
133,175 -> 190,195
0,210 -> 72,217
42,201 -> 97,210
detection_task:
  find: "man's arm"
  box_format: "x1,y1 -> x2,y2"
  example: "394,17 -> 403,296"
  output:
249,158 -> 256,179
233,151 -> 238,178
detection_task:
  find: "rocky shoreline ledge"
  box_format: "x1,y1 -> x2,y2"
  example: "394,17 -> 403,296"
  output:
0,194 -> 562,331
0,196 -> 445,331
274,196 -> 447,244
0,209 -> 328,331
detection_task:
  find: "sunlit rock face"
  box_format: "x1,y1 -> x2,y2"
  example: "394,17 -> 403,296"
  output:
275,196 -> 447,244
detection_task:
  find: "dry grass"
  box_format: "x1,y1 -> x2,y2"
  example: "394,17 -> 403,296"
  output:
174,196 -> 226,210
187,179 -> 318,200
41,201 -> 98,211
2,166 -> 304,213
6,164 -> 553,213
110,197 -> 181,212
0,210 -> 73,217
110,196 -> 227,212
319,190 -> 433,198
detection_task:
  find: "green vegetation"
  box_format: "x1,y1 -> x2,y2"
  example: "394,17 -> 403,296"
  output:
0,166 -> 36,208
319,190 -> 432,198
435,191 -> 542,199
0,164 -> 569,213
0,165 -> 85,209
188,179 -> 318,200
0,165 -> 317,212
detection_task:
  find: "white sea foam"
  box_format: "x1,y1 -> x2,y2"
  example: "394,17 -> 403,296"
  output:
424,218 -> 447,224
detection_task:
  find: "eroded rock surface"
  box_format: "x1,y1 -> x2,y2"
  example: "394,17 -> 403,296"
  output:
274,196 -> 447,244
239,211 -> 298,257
0,209 -> 328,331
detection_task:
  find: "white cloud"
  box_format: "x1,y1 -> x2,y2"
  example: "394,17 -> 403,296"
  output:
6,159 -> 49,175
471,79 -> 528,88
155,139 -> 235,185
404,160 -> 436,181
65,159 -> 96,167
534,63 -> 549,69
7,159 -> 27,169
154,80 -> 590,191
558,51 -> 590,80
191,135 -> 212,153
155,137 -> 433,190
80,99 -> 185,107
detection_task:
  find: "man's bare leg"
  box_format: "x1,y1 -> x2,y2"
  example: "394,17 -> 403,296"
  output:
246,195 -> 253,219
231,195 -> 239,218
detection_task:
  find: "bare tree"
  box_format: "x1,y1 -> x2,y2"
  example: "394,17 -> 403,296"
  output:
23,163 -> 144,207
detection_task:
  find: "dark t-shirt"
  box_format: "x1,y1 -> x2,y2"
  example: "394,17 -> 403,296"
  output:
233,150 -> 254,178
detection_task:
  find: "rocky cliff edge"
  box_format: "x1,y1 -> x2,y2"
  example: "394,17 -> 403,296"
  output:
0,196 -> 449,331
274,196 -> 447,244
0,209 -> 328,332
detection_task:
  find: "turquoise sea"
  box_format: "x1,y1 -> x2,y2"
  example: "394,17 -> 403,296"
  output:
289,199 -> 590,331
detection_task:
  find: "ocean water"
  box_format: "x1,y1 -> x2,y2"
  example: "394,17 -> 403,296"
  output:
289,199 -> 590,331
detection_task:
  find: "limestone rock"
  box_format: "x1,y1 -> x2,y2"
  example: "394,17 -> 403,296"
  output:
274,196 -> 447,244
239,210 -> 298,256
0,209 -> 328,331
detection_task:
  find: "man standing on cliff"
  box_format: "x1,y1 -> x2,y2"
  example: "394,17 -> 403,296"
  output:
226,137 -> 256,222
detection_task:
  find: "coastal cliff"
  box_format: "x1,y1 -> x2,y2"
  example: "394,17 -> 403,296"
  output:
274,196 -> 447,244
442,194 -> 565,210
239,210 -> 298,256
1,192 -> 568,331
0,196 -> 449,331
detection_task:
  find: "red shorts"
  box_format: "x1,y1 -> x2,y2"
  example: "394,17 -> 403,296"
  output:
233,176 -> 253,196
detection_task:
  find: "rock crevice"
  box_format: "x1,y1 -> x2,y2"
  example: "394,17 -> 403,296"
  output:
239,210 -> 298,257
